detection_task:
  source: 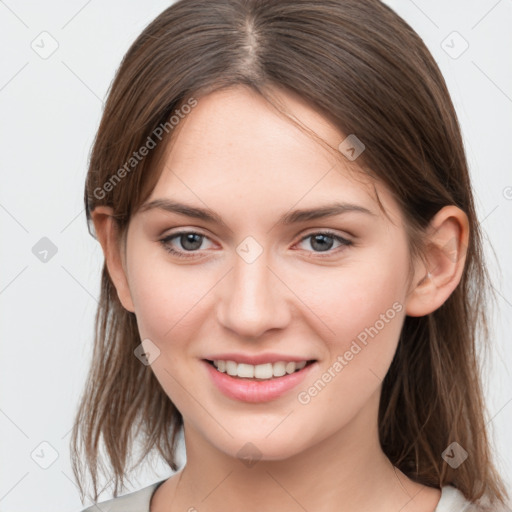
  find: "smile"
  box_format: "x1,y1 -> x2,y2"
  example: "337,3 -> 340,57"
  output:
203,359 -> 317,402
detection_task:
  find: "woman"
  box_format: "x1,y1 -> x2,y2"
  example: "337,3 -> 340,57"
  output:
71,0 -> 510,510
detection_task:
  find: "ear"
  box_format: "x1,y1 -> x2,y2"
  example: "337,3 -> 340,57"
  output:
91,206 -> 135,313
405,205 -> 469,317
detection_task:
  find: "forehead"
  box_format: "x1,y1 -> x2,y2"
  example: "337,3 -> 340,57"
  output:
145,85 -> 400,226
165,85 -> 344,171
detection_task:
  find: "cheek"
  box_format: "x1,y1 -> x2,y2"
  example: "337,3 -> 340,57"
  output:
126,254 -> 215,413
126,247 -> 216,344
289,252 -> 408,416
290,252 -> 408,432
292,254 -> 408,352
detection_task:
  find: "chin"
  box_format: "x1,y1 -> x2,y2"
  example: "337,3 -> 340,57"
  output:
206,429 -> 314,464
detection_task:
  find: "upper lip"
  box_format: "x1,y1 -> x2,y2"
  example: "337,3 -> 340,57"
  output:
203,353 -> 316,365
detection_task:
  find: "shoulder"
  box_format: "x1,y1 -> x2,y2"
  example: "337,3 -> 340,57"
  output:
435,485 -> 512,512
79,479 -> 166,512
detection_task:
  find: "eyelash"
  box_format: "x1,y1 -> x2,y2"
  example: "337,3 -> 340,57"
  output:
159,230 -> 353,259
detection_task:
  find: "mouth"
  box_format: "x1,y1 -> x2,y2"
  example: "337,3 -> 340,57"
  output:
202,357 -> 317,403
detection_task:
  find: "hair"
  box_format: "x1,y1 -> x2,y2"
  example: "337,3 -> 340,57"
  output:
70,0 -> 509,508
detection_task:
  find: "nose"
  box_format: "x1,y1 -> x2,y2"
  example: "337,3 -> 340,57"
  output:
216,251 -> 291,339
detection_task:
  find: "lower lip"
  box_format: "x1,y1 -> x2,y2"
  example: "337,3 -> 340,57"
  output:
203,360 -> 316,403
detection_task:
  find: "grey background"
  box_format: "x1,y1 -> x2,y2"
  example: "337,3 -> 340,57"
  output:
0,1 -> 511,510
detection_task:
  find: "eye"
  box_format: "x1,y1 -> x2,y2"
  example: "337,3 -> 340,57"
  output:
159,229 -> 353,259
160,231 -> 214,258
295,231 -> 352,256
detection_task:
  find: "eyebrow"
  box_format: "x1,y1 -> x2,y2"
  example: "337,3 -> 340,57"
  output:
138,198 -> 375,227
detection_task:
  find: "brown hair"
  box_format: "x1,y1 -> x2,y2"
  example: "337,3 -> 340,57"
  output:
71,0 -> 508,507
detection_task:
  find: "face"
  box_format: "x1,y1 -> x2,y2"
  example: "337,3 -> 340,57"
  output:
118,85 -> 415,461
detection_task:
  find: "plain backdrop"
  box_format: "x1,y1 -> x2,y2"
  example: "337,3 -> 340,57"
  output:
0,1 -> 511,511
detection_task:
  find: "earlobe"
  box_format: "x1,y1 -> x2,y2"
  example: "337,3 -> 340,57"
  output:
405,206 -> 469,317
91,206 -> 135,313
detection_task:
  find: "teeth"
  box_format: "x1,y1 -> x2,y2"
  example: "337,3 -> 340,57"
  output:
237,363 -> 254,378
212,359 -> 309,380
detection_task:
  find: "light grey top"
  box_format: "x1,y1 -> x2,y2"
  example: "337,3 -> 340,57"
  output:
80,479 -> 165,512
79,481 -> 485,512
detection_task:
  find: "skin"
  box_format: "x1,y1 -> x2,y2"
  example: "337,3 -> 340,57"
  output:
92,85 -> 469,512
